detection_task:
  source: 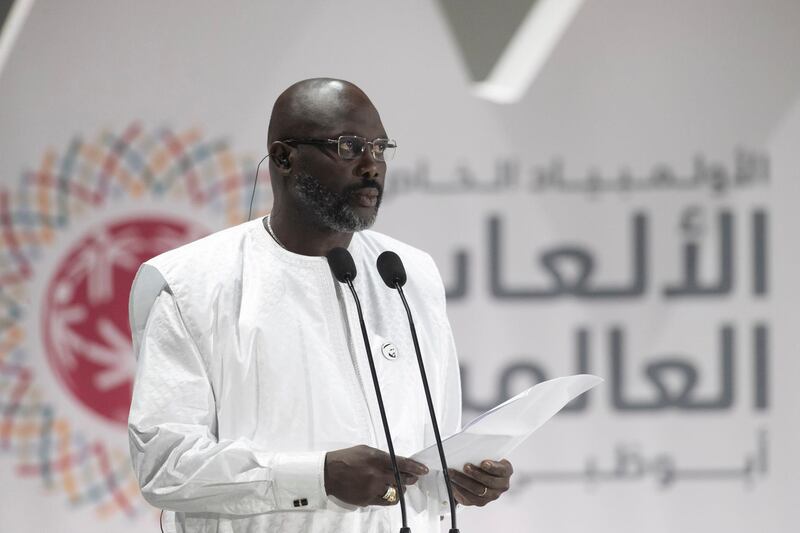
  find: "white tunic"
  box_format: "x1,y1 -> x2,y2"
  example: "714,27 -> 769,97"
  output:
128,218 -> 462,533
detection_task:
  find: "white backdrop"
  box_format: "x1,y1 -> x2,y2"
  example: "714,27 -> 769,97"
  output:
1,1 -> 799,532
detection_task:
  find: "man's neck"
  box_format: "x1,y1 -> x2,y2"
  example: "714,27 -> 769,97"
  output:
268,207 -> 354,257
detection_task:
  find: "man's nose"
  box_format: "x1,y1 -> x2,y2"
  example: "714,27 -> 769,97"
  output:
354,149 -> 381,179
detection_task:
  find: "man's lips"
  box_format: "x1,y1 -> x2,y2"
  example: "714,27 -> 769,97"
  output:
351,187 -> 380,208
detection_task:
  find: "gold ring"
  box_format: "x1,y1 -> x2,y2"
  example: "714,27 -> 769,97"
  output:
382,486 -> 398,503
479,487 -> 488,497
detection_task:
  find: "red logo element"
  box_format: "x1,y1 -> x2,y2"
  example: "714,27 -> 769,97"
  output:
42,216 -> 203,425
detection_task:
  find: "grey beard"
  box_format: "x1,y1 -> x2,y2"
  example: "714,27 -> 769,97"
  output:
293,172 -> 380,232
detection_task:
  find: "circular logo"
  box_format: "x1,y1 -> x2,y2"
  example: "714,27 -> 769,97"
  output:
41,216 -> 201,425
381,342 -> 398,360
0,124 -> 264,520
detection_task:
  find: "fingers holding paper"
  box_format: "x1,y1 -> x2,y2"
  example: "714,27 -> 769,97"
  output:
448,458 -> 513,506
325,445 -> 429,507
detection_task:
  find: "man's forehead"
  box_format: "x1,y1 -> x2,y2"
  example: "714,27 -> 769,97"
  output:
269,79 -> 386,141
295,94 -> 383,136
313,106 -> 386,138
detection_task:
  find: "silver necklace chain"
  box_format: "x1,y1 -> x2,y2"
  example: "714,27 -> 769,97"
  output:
265,214 -> 287,249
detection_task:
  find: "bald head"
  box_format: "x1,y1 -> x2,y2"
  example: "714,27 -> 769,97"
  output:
265,78 -> 389,239
268,78 -> 381,144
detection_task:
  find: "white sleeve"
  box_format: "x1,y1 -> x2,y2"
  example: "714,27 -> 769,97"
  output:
128,290 -> 328,515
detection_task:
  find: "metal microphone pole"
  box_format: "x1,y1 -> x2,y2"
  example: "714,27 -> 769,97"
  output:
393,281 -> 459,533
343,277 -> 411,533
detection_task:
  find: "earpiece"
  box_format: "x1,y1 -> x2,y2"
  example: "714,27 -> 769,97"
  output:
269,153 -> 290,168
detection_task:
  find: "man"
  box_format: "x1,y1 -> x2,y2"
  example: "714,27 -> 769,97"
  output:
128,78 -> 513,533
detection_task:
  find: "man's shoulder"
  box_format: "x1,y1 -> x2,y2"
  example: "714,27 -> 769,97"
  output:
146,218 -> 257,272
130,220 -> 259,347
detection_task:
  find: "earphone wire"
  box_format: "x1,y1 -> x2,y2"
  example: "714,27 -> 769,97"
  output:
247,154 -> 270,222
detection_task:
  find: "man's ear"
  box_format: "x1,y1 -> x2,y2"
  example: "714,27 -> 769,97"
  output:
268,142 -> 292,172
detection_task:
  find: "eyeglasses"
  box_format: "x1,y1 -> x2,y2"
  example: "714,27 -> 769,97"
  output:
280,135 -> 397,162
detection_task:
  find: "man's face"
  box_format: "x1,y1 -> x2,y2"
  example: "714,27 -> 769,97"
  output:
288,103 -> 388,233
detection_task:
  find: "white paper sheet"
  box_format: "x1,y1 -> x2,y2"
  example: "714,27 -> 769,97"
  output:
407,374 -> 602,509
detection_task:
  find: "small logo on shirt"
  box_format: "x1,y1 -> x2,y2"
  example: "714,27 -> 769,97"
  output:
381,342 -> 398,360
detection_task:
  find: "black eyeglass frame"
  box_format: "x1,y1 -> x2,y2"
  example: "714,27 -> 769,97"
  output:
279,135 -> 397,161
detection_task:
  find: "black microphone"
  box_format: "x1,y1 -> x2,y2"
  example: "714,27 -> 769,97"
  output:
326,247 -> 411,533
376,251 -> 459,533
327,247 -> 358,283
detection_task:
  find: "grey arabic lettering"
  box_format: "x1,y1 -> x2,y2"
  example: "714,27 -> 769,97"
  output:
471,208 -> 767,302
663,209 -> 733,297
525,148 -> 769,197
383,149 -> 769,200
489,213 -> 647,300
507,429 -> 768,491
460,323 -> 769,413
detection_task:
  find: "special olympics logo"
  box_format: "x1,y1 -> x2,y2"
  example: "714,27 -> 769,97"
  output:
42,217 -> 200,425
0,124 -> 265,520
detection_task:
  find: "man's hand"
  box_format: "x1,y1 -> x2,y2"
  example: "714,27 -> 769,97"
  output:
324,445 -> 429,507
448,458 -> 513,507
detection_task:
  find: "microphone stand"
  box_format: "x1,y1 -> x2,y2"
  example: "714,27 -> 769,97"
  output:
393,281 -> 459,533
344,277 -> 411,533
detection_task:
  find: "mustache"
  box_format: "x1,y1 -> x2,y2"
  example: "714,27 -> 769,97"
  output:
342,179 -> 383,196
